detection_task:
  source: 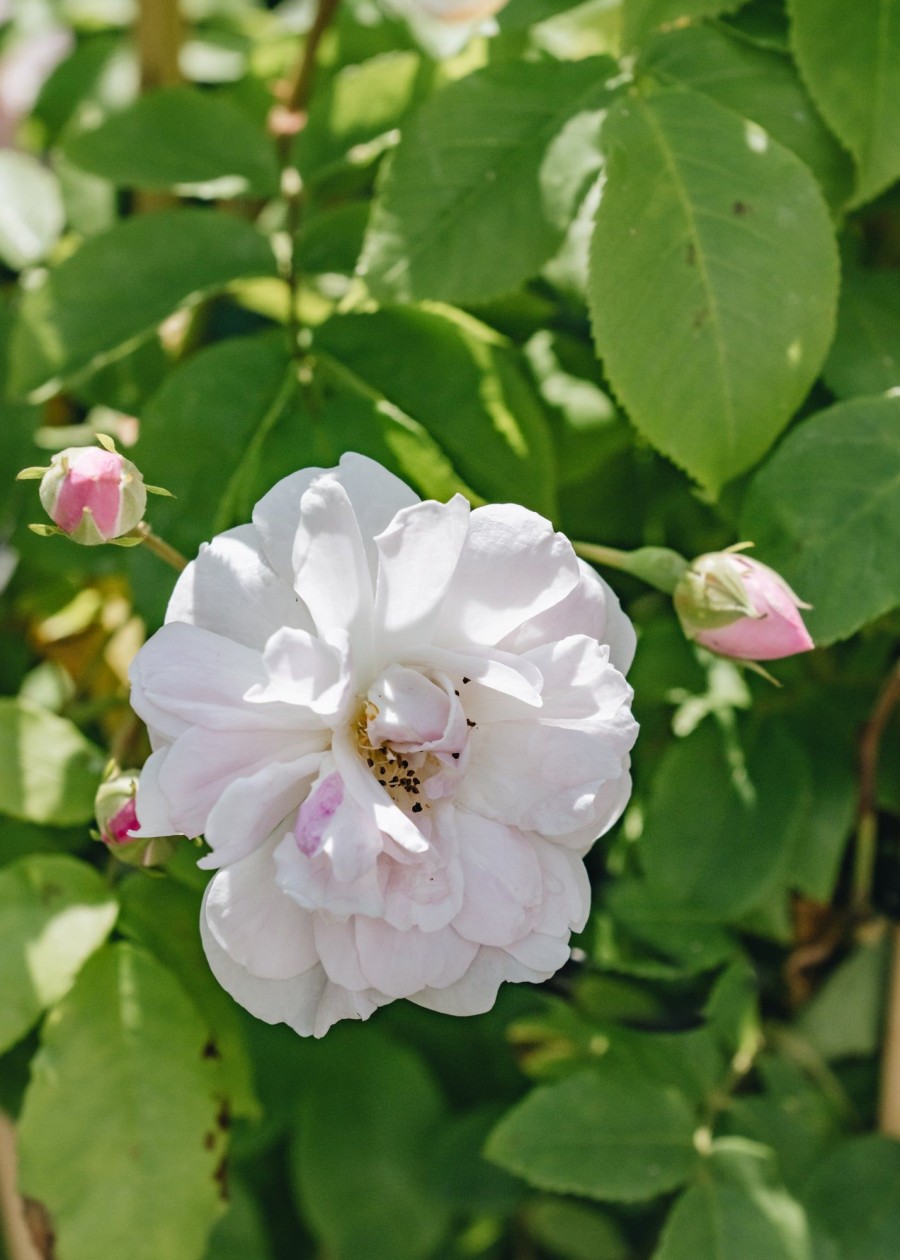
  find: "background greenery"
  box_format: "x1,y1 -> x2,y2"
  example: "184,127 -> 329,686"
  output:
2,0 -> 900,1256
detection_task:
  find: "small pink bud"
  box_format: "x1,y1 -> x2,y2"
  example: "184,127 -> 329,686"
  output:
94,768 -> 175,868
37,444 -> 146,545
674,551 -> 814,662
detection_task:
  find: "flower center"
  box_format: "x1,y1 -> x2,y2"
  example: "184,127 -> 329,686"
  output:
354,663 -> 472,809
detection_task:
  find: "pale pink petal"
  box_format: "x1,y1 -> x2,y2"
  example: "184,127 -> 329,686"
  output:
252,453 -> 418,585
199,752 -> 323,870
292,478 -> 374,676
248,626 -> 352,722
355,918 -> 478,998
373,495 -> 470,658
132,748 -> 178,838
205,837 -> 319,979
273,830 -> 386,919
166,525 -> 314,649
502,560 -> 636,675
129,623 -> 306,737
452,813 -> 543,947
156,726 -> 322,839
332,727 -> 430,855
434,504 -> 580,647
410,946 -> 544,1016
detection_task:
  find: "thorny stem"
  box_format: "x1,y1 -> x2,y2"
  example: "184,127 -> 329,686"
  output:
128,522 -> 188,571
269,0 -> 341,358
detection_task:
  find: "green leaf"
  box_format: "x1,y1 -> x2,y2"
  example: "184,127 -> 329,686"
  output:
640,721 -> 811,921
525,1196 -> 630,1260
639,23 -> 853,206
623,0 -> 748,49
0,855 -> 117,1054
0,151 -> 65,271
118,874 -> 259,1118
361,57 -> 618,304
589,88 -> 839,495
314,306 -> 557,514
485,1064 -> 699,1202
802,1136 -> 900,1260
290,1025 -> 451,1260
797,935 -> 890,1060
8,208 -> 277,401
823,263 -> 900,398
204,1177 -> 273,1260
740,394 -> 900,644
18,942 -> 226,1260
596,877 -> 736,978
137,331 -> 292,554
653,1140 -> 811,1259
789,0 -> 900,207
785,704 -> 856,902
0,698 -> 105,826
63,86 -> 280,198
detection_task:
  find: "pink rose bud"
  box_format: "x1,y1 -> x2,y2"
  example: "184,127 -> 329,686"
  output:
94,768 -> 175,868
34,443 -> 147,545
674,550 -> 814,662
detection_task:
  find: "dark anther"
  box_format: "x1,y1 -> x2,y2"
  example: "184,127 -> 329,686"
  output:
412,802 -> 423,813
454,690 -> 460,696
367,758 -> 374,767
452,752 -> 460,759
466,719 -> 476,728
462,677 -> 470,684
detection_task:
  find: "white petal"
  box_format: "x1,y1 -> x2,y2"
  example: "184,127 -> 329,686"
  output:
410,946 -> 542,1016
452,812 -> 543,947
373,495 -> 470,659
407,644 -> 543,720
166,524 -> 313,648
313,914 -> 369,990
205,836 -> 319,979
504,931 -> 571,973
355,918 -> 478,998
130,623 -> 305,737
293,762 -> 384,884
157,726 -> 323,839
382,851 -> 464,932
132,748 -> 178,838
274,830 -> 387,919
312,983 -> 382,1038
252,453 -> 418,585
199,751 -> 323,869
292,478 -> 374,676
248,626 -> 352,723
500,560 -> 636,675
434,504 -> 580,647
530,838 -> 591,937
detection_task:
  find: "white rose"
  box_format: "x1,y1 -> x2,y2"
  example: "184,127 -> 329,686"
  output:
130,454 -> 637,1037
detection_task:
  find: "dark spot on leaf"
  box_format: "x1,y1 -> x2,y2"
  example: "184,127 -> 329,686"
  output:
24,1198 -> 56,1258
202,1039 -> 221,1060
693,308 -> 708,329
733,200 -> 749,216
685,243 -> 696,266
204,1131 -> 216,1151
214,1156 -> 229,1201
217,1102 -> 232,1131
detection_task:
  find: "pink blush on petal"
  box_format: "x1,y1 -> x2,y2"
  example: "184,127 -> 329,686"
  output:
108,798 -> 139,844
54,449 -> 122,537
295,773 -> 344,856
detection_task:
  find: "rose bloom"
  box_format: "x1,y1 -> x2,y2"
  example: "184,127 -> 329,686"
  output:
130,455 -> 637,1036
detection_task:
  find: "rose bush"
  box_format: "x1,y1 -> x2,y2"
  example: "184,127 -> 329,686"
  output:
129,454 -> 637,1035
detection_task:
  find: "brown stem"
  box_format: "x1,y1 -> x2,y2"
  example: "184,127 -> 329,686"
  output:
854,658 -> 900,1137
0,1115 -> 44,1260
879,924 -> 900,1137
854,660 -> 900,917
269,0 -> 341,355
136,0 -> 182,90
130,522 -> 188,571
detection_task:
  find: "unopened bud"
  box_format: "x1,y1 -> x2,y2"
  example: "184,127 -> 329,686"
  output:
95,768 -> 176,867
20,438 -> 147,545
674,550 -> 814,662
